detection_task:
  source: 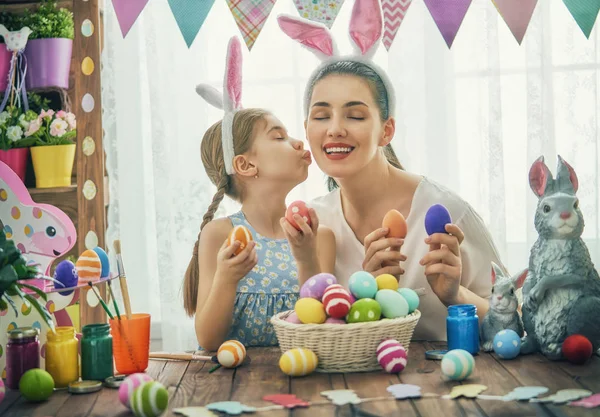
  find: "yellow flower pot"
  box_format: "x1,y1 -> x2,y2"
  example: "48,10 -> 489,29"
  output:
31,144 -> 76,188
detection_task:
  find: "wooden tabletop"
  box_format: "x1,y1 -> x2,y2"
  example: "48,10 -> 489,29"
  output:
1,341 -> 599,417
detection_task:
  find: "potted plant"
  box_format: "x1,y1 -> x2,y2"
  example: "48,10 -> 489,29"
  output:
0,105 -> 39,182
29,108 -> 76,188
21,1 -> 74,89
0,11 -> 20,92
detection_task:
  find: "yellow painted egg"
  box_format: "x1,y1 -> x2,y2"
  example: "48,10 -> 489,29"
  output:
217,340 -> 246,368
294,298 -> 326,324
279,348 -> 318,376
376,274 -> 399,291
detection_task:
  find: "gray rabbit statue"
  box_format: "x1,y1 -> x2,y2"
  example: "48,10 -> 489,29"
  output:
481,262 -> 527,352
521,155 -> 600,360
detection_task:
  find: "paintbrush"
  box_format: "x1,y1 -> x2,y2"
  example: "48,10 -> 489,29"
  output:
113,239 -> 132,319
106,279 -> 121,320
149,352 -> 218,362
87,282 -> 115,320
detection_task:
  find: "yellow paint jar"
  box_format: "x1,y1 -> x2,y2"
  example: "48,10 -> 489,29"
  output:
45,326 -> 79,388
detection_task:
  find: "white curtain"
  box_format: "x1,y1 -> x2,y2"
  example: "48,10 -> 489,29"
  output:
101,0 -> 600,351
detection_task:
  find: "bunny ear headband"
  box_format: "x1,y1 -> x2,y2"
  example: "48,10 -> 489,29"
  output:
196,36 -> 243,175
277,0 -> 395,117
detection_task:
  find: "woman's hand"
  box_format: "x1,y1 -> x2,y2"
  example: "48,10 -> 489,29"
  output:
419,224 -> 464,306
362,228 -> 407,278
280,208 -> 319,264
214,238 -> 258,287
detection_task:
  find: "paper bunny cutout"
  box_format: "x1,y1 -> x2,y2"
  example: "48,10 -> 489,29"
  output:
196,36 -> 243,175
277,0 -> 395,116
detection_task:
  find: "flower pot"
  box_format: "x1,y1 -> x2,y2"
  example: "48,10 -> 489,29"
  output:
0,148 -> 30,183
0,44 -> 10,92
31,143 -> 75,188
24,38 -> 73,89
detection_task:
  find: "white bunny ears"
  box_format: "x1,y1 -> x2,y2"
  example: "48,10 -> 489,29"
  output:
196,37 -> 244,175
277,0 -> 395,116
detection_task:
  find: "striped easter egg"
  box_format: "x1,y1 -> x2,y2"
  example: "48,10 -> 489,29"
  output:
130,381 -> 168,417
441,349 -> 475,381
0,378 -> 4,405
279,348 -> 318,376
227,225 -> 253,256
322,284 -> 352,319
119,373 -> 154,409
217,340 -> 246,368
75,249 -> 102,281
376,339 -> 408,373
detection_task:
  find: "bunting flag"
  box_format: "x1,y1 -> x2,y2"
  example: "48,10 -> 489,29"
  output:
562,0 -> 600,39
492,0 -> 538,44
111,0 -> 150,38
423,0 -> 472,48
227,0 -> 278,50
168,0 -> 215,48
382,0 -> 413,50
292,0 -> 346,29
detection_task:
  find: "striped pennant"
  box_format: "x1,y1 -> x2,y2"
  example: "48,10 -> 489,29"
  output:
562,0 -> 600,39
382,0 -> 413,50
492,0 -> 538,44
226,0 -> 278,50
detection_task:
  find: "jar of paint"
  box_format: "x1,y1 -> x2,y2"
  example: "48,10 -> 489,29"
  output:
46,326 -> 79,388
81,323 -> 113,381
6,327 -> 40,389
446,304 -> 479,355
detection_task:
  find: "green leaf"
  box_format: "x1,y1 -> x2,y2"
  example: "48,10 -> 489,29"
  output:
1,294 -> 18,317
18,283 -> 48,302
0,264 -> 19,293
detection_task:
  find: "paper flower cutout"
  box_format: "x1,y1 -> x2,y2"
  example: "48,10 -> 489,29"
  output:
532,389 -> 592,404
570,393 -> 600,408
263,394 -> 309,409
206,401 -> 257,415
321,390 -> 362,405
174,407 -> 218,417
449,384 -> 487,399
387,384 -> 422,399
502,386 -> 549,402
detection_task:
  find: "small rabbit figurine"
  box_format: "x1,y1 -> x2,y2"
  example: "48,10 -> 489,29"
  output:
521,155 -> 600,360
480,262 -> 527,352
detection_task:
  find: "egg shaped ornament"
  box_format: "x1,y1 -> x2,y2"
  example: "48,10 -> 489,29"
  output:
424,204 -> 452,235
397,288 -> 420,313
75,249 -> 102,282
130,381 -> 169,417
382,209 -> 407,238
300,273 -> 337,300
347,298 -> 381,323
119,373 -> 154,409
322,284 -> 352,319
375,289 -> 409,318
217,340 -> 247,368
285,311 -> 302,324
375,274 -> 399,291
227,225 -> 253,256
19,369 -> 55,402
295,298 -> 327,324
286,201 -> 311,231
92,247 -> 110,278
325,317 -> 346,324
53,260 -> 79,295
279,348 -> 318,376
562,334 -> 594,365
376,339 -> 408,373
492,330 -> 521,360
348,271 -> 378,299
441,349 -> 475,381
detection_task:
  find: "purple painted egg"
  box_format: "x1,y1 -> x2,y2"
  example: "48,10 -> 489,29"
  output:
285,311 -> 302,324
424,204 -> 452,236
300,273 -> 337,300
53,260 -> 79,295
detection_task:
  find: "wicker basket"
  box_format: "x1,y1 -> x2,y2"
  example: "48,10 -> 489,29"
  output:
271,309 -> 421,373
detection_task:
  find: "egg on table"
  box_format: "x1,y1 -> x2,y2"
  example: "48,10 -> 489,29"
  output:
492,329 -> 521,360
382,209 -> 407,238
348,271 -> 378,299
300,273 -> 337,300
295,298 -> 326,324
130,381 -> 169,417
441,349 -> 475,381
375,289 -> 409,318
279,348 -> 318,376
119,373 -> 154,409
377,339 -> 408,373
217,340 -> 247,368
227,225 -> 253,256
346,298 -> 381,323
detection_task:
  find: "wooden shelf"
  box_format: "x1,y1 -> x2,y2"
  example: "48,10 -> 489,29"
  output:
28,183 -> 77,195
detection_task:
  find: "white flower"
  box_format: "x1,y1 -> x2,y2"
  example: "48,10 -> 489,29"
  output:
0,112 -> 9,126
19,114 -> 30,130
25,118 -> 42,137
50,119 -> 68,137
6,126 -> 23,142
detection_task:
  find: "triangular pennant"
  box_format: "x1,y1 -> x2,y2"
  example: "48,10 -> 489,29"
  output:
168,0 -> 215,48
492,0 -> 538,44
226,0 -> 277,50
562,0 -> 600,39
423,0 -> 472,48
382,0 -> 413,50
292,0 -> 346,29
111,0 -> 150,38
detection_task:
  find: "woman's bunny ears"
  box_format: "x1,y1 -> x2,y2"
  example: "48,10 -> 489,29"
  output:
196,36 -> 243,175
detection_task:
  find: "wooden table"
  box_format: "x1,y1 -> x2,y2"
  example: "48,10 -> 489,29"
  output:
1,341 -> 599,416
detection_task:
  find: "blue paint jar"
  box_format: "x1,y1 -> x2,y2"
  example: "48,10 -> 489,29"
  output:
447,304 -> 479,355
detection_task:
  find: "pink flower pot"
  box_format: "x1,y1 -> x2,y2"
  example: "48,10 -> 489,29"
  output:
0,44 -> 11,92
0,148 -> 30,183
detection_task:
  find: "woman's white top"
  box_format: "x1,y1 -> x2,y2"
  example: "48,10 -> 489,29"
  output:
310,176 -> 505,341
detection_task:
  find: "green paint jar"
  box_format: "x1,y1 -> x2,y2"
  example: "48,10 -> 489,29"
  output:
81,323 -> 113,381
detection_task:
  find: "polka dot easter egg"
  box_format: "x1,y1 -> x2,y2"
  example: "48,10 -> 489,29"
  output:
348,271 -> 378,299
347,298 -> 381,323
92,246 -> 110,278
441,349 -> 475,381
285,200 -> 311,231
375,289 -> 409,318
53,260 -> 78,295
217,340 -> 247,368
295,298 -> 326,324
375,274 -> 398,291
279,348 -> 318,376
382,209 -> 407,238
322,284 -> 352,319
119,373 -> 154,409
397,288 -> 420,313
377,339 -> 408,373
300,273 -> 337,299
130,381 -> 169,417
492,329 -> 521,360
425,204 -> 452,235
75,249 -> 102,282
228,225 -> 253,256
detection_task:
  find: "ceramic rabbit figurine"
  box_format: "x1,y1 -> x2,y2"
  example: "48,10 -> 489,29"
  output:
480,262 -> 527,351
521,155 -> 600,360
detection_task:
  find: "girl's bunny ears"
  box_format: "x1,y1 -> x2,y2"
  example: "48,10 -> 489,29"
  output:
196,36 -> 243,175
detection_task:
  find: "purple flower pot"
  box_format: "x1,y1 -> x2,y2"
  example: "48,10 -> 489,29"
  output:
0,44 -> 10,92
24,38 -> 73,89
0,148 -> 30,183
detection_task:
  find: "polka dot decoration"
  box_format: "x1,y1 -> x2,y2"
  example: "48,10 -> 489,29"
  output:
7,322 -> 17,332
11,206 -> 20,219
32,321 -> 41,332
81,19 -> 94,37
46,300 -> 55,314
3,225 -> 11,238
0,188 -> 7,201
85,230 -> 98,250
82,57 -> 94,75
21,301 -> 32,316
83,180 -> 97,200
82,94 -> 95,113
86,288 -> 100,307
24,224 -> 33,237
83,136 -> 95,156
32,207 -> 42,219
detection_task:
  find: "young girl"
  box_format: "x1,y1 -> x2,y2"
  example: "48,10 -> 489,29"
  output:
182,37 -> 336,351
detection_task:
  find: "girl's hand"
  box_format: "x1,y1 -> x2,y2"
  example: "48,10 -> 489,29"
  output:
362,228 -> 407,278
214,238 -> 258,286
280,208 -> 319,264
419,224 -> 464,306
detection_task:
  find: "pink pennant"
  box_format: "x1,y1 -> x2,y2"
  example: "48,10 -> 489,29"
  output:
111,0 -> 150,38
492,0 -> 538,44
227,0 -> 277,50
423,0 -> 472,48
382,0 -> 413,50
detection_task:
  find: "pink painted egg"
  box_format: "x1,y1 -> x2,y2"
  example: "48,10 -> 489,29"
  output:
324,317 -> 346,324
300,273 -> 337,300
285,201 -> 311,231
322,284 -> 352,319
376,339 -> 408,374
119,373 -> 153,409
285,311 -> 302,324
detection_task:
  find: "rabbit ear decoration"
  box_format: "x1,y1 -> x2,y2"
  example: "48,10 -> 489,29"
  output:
512,268 -> 528,290
277,15 -> 337,60
529,156 -> 553,198
349,0 -> 383,59
556,155 -> 579,194
490,262 -> 504,286
195,84 -> 224,109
